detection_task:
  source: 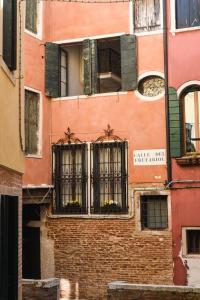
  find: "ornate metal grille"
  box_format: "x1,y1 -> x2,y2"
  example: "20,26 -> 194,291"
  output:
187,230 -> 200,254
91,142 -> 128,214
141,195 -> 168,229
53,144 -> 87,214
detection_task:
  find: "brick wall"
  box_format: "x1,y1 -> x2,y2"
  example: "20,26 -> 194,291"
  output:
22,279 -> 60,300
46,216 -> 173,300
107,282 -> 200,300
0,166 -> 22,189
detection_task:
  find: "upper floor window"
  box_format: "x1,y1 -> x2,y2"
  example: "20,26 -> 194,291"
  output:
134,0 -> 161,33
3,0 -> 17,70
25,0 -> 37,33
45,35 -> 137,98
176,0 -> 200,29
183,88 -> 200,153
141,195 -> 168,230
53,126 -> 128,215
25,89 -> 40,156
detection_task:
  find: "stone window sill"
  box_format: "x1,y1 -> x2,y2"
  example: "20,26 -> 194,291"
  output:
176,156 -> 200,166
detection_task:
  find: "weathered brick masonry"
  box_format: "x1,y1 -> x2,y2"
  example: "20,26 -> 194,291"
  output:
47,216 -> 173,300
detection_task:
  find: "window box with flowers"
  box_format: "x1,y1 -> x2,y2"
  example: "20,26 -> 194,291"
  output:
100,200 -> 122,214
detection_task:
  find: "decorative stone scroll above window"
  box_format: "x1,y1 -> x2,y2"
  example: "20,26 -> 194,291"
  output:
93,124 -> 125,142
54,127 -> 83,145
138,75 -> 165,97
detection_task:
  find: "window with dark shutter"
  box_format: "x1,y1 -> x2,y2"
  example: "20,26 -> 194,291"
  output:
134,0 -> 161,32
25,90 -> 40,155
45,43 -> 60,97
168,87 -> 182,158
141,195 -> 168,230
120,35 -> 137,91
3,0 -> 17,71
91,142 -> 128,214
25,0 -> 38,33
176,0 -> 200,29
53,144 -> 87,214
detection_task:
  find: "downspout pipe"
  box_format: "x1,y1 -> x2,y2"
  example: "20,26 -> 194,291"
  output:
163,0 -> 172,184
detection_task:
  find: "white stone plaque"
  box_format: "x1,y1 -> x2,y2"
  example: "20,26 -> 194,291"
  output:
133,149 -> 166,166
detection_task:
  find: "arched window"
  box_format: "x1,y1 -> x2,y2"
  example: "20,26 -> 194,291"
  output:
182,86 -> 200,153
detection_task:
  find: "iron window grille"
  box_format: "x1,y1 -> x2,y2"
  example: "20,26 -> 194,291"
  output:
91,141 -> 128,214
53,144 -> 87,214
141,195 -> 168,230
187,230 -> 200,254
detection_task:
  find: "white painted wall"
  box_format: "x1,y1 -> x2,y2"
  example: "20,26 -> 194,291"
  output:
187,258 -> 200,286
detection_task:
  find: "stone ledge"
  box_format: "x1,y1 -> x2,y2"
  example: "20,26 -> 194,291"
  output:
108,282 -> 200,293
23,278 -> 60,288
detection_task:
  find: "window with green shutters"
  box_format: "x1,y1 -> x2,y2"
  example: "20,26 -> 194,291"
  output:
45,34 -> 137,97
3,0 -> 17,70
25,0 -> 38,34
168,87 -> 182,158
25,90 -> 40,155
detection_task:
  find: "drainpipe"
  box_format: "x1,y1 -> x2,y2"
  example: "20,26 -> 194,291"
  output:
163,0 -> 172,184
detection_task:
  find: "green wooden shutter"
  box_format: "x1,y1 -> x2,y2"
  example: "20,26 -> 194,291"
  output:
25,90 -> 39,154
25,0 -> 37,34
3,0 -> 17,71
45,43 -> 60,97
83,39 -> 92,95
168,87 -> 182,158
120,34 -> 137,91
91,40 -> 98,94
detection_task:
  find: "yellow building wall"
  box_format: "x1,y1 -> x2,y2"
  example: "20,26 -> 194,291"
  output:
0,0 -> 24,174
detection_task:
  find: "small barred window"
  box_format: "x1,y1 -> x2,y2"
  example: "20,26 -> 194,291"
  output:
138,76 -> 164,97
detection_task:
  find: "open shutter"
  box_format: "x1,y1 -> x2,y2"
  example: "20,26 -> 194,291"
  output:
83,39 -> 92,95
3,0 -> 17,70
168,87 -> 182,158
91,40 -> 98,95
45,43 -> 60,97
25,0 -> 37,33
120,34 -> 137,91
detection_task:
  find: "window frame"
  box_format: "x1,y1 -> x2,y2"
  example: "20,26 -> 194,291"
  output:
180,85 -> 200,156
45,33 -> 137,99
53,143 -> 88,215
140,195 -> 168,230
90,141 -> 128,215
171,0 -> 200,34
2,0 -> 17,72
182,227 -> 200,257
131,0 -> 163,36
136,71 -> 165,100
24,87 -> 42,158
52,140 -> 129,216
25,0 -> 43,40
135,191 -> 171,232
